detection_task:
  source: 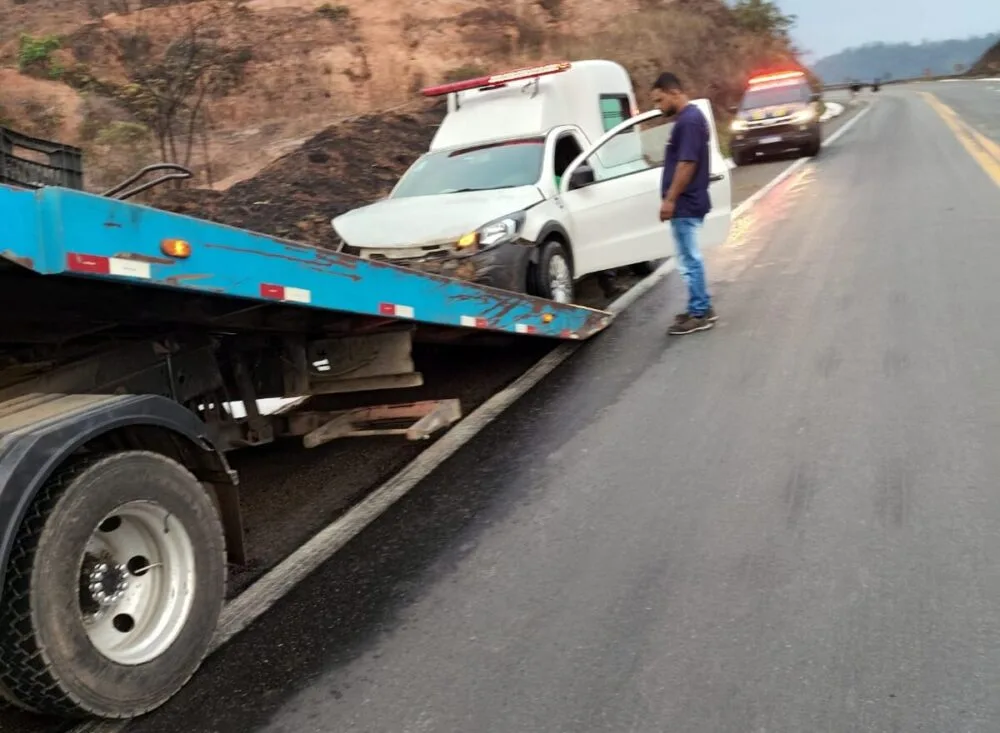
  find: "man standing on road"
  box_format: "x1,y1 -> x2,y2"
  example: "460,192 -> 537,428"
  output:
652,72 -> 717,335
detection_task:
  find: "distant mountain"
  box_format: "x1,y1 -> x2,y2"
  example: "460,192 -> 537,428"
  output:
812,34 -> 1000,83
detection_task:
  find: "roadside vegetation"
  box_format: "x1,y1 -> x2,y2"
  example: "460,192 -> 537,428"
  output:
0,0 -> 798,193
970,39 -> 1000,76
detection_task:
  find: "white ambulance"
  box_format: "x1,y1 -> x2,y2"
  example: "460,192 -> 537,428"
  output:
332,60 -> 732,303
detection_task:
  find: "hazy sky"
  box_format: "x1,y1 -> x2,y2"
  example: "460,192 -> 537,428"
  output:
774,0 -> 1000,60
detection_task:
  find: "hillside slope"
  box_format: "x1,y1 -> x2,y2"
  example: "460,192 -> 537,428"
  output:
1,0 -> 798,191
971,39 -> 1000,75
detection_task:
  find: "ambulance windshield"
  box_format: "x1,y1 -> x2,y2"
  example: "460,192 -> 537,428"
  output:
392,138 -> 545,198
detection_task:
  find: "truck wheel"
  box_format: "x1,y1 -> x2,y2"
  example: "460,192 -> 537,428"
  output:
0,451 -> 226,719
531,240 -> 574,303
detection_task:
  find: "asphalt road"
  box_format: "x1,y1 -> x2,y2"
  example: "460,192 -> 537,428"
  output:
0,96 -> 885,733
927,78 -> 1000,145
87,84 -> 1000,732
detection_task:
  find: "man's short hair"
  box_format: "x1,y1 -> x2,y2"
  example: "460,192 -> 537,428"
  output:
652,72 -> 683,92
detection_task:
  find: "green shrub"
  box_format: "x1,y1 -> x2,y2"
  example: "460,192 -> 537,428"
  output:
94,121 -> 153,148
316,3 -> 349,21
17,34 -> 61,75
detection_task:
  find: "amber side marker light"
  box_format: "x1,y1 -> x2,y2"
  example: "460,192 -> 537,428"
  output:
161,239 -> 192,258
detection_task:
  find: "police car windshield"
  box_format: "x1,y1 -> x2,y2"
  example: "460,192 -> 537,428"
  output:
392,139 -> 545,198
741,83 -> 807,110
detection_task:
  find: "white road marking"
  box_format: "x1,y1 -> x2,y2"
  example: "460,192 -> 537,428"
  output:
68,102 -> 873,733
820,101 -> 844,122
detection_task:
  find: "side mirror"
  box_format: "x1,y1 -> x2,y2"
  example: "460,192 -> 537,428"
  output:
809,92 -> 821,103
568,164 -> 595,190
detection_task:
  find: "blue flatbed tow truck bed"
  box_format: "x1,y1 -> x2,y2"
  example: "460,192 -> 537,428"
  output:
0,180 -> 612,722
1,185 -> 611,340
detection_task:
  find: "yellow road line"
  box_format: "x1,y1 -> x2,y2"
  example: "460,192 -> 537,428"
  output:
921,91 -> 1000,188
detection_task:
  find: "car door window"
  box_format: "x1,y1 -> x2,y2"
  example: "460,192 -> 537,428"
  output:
587,113 -> 674,182
552,133 -> 584,188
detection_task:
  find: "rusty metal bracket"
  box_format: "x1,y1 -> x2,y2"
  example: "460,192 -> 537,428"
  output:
281,399 -> 462,448
283,330 -> 423,396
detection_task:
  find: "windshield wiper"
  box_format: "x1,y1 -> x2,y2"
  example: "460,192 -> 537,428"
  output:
443,185 -> 520,194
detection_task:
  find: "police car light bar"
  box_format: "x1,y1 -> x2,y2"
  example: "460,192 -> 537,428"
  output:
421,62 -> 572,97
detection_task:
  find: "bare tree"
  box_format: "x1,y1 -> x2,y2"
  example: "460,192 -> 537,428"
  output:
85,0 -> 249,172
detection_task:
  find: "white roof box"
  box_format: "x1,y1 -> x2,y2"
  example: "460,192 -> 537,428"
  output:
421,60 -> 636,151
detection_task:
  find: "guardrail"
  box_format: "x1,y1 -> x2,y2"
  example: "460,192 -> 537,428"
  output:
820,72 -> 991,92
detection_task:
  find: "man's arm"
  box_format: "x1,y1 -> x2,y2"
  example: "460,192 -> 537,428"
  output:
664,161 -> 697,204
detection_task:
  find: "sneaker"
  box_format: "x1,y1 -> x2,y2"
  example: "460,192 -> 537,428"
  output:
669,315 -> 715,335
675,308 -> 718,324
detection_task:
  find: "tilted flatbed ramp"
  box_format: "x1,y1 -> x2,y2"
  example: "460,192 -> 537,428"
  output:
0,185 -> 612,340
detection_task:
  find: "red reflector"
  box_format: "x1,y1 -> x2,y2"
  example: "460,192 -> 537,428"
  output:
421,62 -> 571,97
260,283 -> 285,299
67,253 -> 111,274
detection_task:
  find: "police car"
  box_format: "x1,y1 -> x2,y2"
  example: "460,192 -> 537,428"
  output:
729,70 -> 822,166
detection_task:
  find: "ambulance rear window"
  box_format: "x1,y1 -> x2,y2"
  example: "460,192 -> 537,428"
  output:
600,95 -> 631,132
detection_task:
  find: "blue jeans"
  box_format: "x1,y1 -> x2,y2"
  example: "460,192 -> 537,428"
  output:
670,217 -> 711,317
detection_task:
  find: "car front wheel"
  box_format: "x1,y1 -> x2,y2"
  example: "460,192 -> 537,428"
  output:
531,240 -> 574,304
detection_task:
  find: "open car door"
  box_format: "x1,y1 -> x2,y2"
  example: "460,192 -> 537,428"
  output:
693,98 -> 733,251
558,102 -> 732,279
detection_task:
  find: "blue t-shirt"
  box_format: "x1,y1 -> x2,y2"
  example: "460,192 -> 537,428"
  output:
661,103 -> 711,219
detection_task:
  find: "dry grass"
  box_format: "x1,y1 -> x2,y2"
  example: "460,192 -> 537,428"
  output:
554,2 -> 794,115
1,0 -> 796,189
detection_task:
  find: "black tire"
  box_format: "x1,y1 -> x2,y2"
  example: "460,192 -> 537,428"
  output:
804,132 -> 822,157
0,451 -> 226,719
530,239 -> 574,303
631,258 -> 666,277
732,150 -> 750,166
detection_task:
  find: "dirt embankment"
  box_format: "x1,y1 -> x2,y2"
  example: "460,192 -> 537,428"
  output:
971,40 -> 1000,75
2,0 -> 799,195
153,104 -> 446,247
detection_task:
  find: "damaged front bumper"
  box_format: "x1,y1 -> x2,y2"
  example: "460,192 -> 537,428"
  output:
344,240 -> 533,293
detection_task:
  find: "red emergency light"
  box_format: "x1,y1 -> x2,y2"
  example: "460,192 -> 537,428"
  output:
748,70 -> 806,86
421,62 -> 572,97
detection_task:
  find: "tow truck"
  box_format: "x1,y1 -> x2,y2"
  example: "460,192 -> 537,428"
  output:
0,124 -> 612,720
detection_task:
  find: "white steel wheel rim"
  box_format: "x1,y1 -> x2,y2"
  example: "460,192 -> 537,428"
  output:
79,500 -> 197,666
549,253 -> 572,304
